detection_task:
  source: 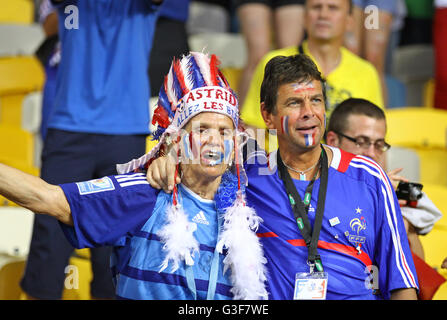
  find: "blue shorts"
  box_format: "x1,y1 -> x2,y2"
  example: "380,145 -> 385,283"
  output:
352,0 -> 398,16
20,129 -> 147,299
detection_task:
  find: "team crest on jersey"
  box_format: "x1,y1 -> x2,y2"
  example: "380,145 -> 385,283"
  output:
76,177 -> 115,195
346,210 -> 367,246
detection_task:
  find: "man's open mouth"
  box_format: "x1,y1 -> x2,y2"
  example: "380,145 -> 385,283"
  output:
296,125 -> 317,134
201,150 -> 224,166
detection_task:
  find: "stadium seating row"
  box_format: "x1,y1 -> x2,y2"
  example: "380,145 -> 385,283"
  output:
0,55 -> 43,208
0,0 -> 34,25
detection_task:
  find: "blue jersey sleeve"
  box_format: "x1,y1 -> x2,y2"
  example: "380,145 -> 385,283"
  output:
372,169 -> 419,298
59,173 -> 161,249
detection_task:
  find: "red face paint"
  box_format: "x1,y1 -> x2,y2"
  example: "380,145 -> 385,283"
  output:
291,82 -> 316,94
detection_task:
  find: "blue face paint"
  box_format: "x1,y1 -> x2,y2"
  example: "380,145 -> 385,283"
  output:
305,133 -> 314,147
182,133 -> 193,160
204,139 -> 234,166
223,138 -> 234,164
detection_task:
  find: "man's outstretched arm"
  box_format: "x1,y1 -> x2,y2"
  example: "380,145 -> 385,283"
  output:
0,163 -> 72,225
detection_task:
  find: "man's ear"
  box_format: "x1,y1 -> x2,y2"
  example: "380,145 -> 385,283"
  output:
325,130 -> 340,147
260,102 -> 275,130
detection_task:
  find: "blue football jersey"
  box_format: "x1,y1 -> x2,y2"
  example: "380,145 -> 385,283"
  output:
244,146 -> 418,300
49,1 -> 160,135
59,173 -> 233,300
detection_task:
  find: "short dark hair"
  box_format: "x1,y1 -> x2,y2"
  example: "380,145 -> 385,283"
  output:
327,98 -> 386,134
260,54 -> 326,114
305,0 -> 353,14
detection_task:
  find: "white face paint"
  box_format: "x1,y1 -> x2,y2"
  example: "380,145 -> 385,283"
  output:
202,138 -> 234,167
291,82 -> 315,94
304,133 -> 316,147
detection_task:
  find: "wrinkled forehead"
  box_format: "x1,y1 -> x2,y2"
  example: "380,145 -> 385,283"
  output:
288,79 -> 321,92
184,112 -> 235,131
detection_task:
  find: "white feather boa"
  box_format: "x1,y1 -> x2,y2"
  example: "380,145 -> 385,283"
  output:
156,192 -> 268,300
216,193 -> 269,300
157,203 -> 200,272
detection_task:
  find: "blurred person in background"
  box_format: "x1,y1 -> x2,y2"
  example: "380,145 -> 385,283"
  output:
326,97 -> 445,300
20,0 -> 163,300
234,0 -> 305,106
35,0 -> 59,141
344,0 -> 399,105
240,0 -> 383,150
149,0 -> 191,98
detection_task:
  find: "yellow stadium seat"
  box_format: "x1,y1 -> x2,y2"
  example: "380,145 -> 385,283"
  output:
423,184 -> 447,228
146,135 -> 158,153
0,131 -> 39,208
415,148 -> 447,187
420,228 -> 447,271
423,78 -> 435,109
74,248 -> 91,260
385,107 -> 447,149
0,94 -> 25,127
0,125 -> 36,168
0,91 -> 42,129
221,67 -> 242,92
0,0 -> 34,24
433,279 -> 447,300
0,56 -> 44,96
419,183 -> 447,271
0,255 -> 26,300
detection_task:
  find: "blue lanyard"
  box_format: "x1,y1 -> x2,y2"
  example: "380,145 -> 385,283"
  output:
185,216 -> 222,300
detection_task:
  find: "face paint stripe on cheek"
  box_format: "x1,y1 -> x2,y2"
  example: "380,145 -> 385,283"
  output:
189,131 -> 201,159
224,138 -> 234,163
281,116 -> 289,135
182,133 -> 192,159
305,133 -> 314,147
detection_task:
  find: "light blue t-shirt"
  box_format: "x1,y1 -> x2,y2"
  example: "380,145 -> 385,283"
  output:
60,173 -> 233,300
49,0 -> 160,135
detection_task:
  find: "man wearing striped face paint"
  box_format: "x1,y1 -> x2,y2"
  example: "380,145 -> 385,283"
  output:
252,54 -> 418,299
148,53 -> 419,300
0,52 -> 269,300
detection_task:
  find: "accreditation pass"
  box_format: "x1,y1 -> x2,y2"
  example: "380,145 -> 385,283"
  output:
294,272 -> 328,300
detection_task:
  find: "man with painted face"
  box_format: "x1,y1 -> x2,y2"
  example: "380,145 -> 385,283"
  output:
0,52 -> 268,300
239,0 -> 384,147
147,53 -> 418,300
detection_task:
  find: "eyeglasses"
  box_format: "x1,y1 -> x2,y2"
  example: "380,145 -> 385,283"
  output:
335,131 -> 391,152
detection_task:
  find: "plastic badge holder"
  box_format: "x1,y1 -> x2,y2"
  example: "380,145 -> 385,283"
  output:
294,272 -> 328,300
